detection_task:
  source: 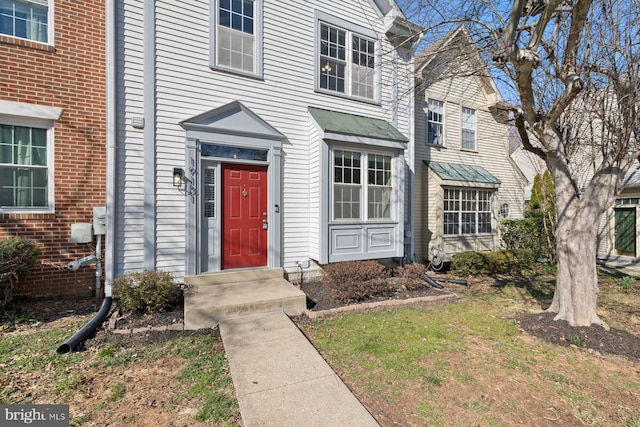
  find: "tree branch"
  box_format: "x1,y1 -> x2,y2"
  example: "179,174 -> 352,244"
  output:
515,112 -> 548,160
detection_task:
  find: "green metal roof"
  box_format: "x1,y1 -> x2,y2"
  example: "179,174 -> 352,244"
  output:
425,160 -> 501,185
308,107 -> 409,143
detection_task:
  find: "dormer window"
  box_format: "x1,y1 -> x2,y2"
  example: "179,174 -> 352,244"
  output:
317,19 -> 378,102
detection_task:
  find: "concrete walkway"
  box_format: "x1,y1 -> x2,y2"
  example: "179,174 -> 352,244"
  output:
219,311 -> 379,427
597,255 -> 640,277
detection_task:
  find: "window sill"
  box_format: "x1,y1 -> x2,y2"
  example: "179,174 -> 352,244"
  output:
330,220 -> 398,226
315,88 -> 381,106
0,210 -> 55,219
443,232 -> 495,237
0,34 -> 55,52
210,64 -> 264,81
460,148 -> 478,153
425,142 -> 446,148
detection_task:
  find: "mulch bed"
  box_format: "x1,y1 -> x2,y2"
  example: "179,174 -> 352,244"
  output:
300,277 -> 452,312
518,311 -> 640,360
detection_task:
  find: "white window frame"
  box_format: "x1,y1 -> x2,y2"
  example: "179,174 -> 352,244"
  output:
427,98 -> 444,146
443,188 -> 492,236
209,0 -> 263,78
315,11 -> 380,103
331,148 -> 393,222
461,107 -> 476,151
0,0 -> 54,45
0,115 -> 55,213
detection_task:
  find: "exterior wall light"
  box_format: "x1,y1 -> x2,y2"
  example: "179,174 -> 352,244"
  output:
173,167 -> 185,188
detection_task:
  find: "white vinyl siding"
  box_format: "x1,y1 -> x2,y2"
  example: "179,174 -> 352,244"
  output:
116,0 -> 413,277
0,0 -> 50,43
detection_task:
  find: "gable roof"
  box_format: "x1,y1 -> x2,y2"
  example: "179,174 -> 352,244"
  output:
180,100 -> 284,140
369,0 -> 424,39
415,25 -> 503,102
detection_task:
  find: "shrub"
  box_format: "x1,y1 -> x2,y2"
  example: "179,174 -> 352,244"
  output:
394,262 -> 429,290
112,270 -> 180,313
322,260 -> 391,303
0,237 -> 41,307
451,249 -> 537,277
501,216 -> 547,259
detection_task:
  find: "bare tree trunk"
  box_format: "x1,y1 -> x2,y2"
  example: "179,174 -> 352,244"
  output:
545,154 -> 609,329
548,209 -> 608,328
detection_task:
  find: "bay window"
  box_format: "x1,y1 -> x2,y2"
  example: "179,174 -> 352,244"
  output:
333,149 -> 392,221
444,188 -> 492,235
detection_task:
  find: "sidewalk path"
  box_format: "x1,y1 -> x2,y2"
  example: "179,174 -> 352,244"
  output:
219,311 -> 379,427
597,255 -> 640,277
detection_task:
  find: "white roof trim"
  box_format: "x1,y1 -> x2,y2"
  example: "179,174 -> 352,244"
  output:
0,100 -> 63,121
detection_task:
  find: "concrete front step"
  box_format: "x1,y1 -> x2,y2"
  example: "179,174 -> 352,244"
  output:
183,269 -> 307,330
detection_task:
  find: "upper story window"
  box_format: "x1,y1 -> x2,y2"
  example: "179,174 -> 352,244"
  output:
443,188 -> 492,235
0,0 -> 49,43
333,149 -> 392,221
427,99 -> 444,146
0,122 -> 53,211
461,107 -> 476,150
318,21 -> 378,102
211,0 -> 262,77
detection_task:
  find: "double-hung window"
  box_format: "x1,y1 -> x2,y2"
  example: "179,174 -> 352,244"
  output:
0,0 -> 49,43
0,123 -> 51,210
333,149 -> 392,221
319,21 -> 377,101
212,0 -> 261,76
427,99 -> 444,145
443,188 -> 492,235
461,107 -> 476,150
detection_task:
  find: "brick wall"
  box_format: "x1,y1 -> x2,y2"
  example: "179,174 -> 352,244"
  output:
0,0 -> 106,298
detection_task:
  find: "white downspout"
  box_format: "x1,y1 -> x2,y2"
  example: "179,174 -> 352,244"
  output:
104,0 -> 116,297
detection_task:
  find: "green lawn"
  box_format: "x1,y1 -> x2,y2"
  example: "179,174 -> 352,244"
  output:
298,274 -> 640,426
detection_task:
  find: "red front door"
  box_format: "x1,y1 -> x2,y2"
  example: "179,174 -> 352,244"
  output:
222,163 -> 268,269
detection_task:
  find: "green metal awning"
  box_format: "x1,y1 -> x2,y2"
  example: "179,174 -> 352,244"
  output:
308,107 -> 409,143
425,160 -> 501,185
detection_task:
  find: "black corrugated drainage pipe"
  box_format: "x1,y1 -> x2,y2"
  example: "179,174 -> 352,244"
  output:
56,297 -> 112,355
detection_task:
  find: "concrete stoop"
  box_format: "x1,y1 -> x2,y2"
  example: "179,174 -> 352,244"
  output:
183,268 -> 307,330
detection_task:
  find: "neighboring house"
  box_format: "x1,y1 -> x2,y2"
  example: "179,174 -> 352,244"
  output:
0,0 -> 106,297
105,0 -> 421,283
510,144 -> 544,203
598,162 -> 640,259
413,27 -> 526,262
